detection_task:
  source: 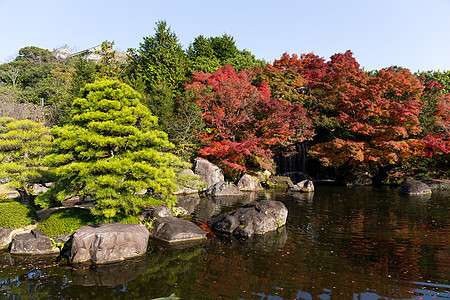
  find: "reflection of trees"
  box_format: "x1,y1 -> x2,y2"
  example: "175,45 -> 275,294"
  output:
126,247 -> 203,298
193,192 -> 262,221
1,188 -> 447,299
266,187 -> 450,298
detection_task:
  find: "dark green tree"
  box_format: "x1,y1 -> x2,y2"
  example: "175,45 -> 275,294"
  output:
132,20 -> 187,95
187,34 -> 264,73
36,80 -> 187,219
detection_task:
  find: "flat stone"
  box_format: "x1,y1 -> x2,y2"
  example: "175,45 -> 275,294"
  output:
152,217 -> 206,243
69,223 -> 149,264
10,229 -> 60,255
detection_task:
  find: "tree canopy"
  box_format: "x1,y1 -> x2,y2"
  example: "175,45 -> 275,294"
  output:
186,65 -> 313,178
0,117 -> 51,203
37,80 -> 186,219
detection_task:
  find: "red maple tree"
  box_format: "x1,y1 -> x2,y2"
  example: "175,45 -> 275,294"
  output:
186,65 -> 314,177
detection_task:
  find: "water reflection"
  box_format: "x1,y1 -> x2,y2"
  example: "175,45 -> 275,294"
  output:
193,192 -> 262,220
71,256 -> 150,286
0,187 -> 449,299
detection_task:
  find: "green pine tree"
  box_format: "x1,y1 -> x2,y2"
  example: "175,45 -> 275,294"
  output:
0,117 -> 52,204
36,80 -> 188,219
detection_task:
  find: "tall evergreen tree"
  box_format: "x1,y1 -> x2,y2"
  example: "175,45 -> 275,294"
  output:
133,20 -> 187,95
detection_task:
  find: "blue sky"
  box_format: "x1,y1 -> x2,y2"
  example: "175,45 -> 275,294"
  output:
1,0 -> 450,72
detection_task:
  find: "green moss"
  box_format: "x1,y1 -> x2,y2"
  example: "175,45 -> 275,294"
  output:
0,200 -> 37,229
36,208 -> 98,237
36,207 -> 143,237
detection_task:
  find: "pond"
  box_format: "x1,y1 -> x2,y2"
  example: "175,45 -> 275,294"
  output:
1,186 -> 449,299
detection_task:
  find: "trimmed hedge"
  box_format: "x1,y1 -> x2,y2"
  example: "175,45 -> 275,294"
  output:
0,200 -> 37,229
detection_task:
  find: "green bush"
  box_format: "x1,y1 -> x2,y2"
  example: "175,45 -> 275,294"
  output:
0,200 -> 37,229
36,208 -> 98,237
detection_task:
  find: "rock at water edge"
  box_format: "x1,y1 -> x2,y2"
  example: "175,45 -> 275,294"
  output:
69,223 -> 149,264
10,229 -> 60,255
399,179 -> 432,195
237,174 -> 263,191
208,200 -> 288,237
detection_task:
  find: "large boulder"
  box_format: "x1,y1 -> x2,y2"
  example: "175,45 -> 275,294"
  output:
265,176 -> 294,190
237,174 -> 263,191
208,200 -> 288,237
193,158 -> 224,189
10,229 -> 60,255
152,217 -> 207,243
290,180 -> 314,193
69,223 -> 149,264
399,179 -> 432,195
205,181 -> 244,196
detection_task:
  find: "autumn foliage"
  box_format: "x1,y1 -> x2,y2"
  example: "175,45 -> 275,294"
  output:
186,65 -> 313,177
274,51 -> 442,174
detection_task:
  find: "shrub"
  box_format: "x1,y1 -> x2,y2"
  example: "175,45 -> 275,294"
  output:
0,200 -> 37,229
36,208 -> 97,237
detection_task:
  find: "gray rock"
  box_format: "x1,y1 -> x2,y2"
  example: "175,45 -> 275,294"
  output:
0,228 -> 14,250
152,217 -> 207,243
193,158 -> 224,189
208,200 -> 288,237
69,223 -> 149,264
10,229 -> 60,255
205,181 -> 244,196
31,183 -> 53,195
290,180 -> 315,193
53,234 -> 71,245
345,175 -> 372,187
421,179 -> 450,190
399,179 -> 432,195
237,174 -> 263,191
140,206 -> 173,222
265,176 -> 294,190
174,169 -> 205,195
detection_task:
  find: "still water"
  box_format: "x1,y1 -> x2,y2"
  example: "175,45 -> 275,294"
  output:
1,186 -> 449,299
